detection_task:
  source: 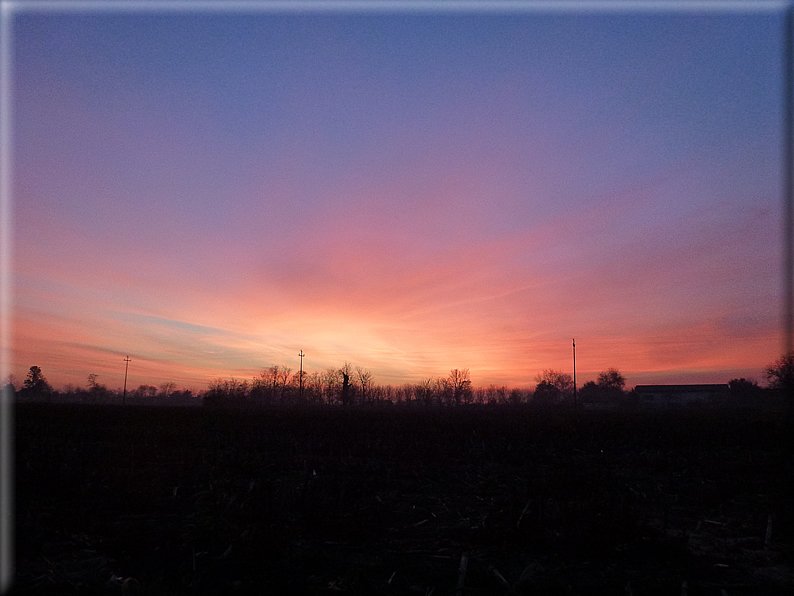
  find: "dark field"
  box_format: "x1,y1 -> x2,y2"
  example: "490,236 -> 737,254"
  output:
13,404 -> 794,594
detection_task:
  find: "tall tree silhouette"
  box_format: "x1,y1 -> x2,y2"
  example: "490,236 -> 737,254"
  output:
597,368 -> 625,390
447,368 -> 472,406
766,352 -> 794,393
535,369 -> 573,399
22,366 -> 52,401
766,351 -> 794,422
356,366 -> 372,404
339,362 -> 353,406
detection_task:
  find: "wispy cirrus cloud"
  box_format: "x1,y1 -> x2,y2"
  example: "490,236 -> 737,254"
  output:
11,11 -> 783,390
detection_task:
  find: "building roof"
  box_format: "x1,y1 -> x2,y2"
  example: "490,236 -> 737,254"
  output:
634,384 -> 728,393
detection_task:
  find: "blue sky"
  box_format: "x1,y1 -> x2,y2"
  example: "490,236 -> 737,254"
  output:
9,2 -> 787,390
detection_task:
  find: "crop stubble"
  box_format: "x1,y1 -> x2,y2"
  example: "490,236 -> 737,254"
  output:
13,404 -> 794,594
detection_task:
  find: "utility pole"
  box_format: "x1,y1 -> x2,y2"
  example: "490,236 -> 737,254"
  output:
298,350 -> 305,402
122,356 -> 131,406
572,339 -> 577,408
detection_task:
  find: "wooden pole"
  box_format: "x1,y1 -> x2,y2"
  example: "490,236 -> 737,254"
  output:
573,339 -> 577,408
299,350 -> 304,402
122,356 -> 131,406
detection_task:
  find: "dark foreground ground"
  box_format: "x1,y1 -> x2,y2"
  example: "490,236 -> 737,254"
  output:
12,403 -> 794,594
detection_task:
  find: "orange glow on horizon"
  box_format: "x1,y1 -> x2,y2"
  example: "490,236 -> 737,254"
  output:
10,11 -> 782,394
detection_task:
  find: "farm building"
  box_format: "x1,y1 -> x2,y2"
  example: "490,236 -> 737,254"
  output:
634,384 -> 729,407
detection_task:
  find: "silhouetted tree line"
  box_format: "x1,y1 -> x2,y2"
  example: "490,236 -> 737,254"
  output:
9,366 -> 199,406
9,351 -> 794,410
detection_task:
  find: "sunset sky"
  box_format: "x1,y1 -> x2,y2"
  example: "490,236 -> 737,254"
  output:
8,1 -> 787,392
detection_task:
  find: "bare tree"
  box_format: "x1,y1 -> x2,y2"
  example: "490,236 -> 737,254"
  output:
85,373 -> 110,403
433,377 -> 448,405
766,352 -> 794,421
509,388 -> 524,405
481,384 -> 510,405
597,368 -> 625,390
339,362 -> 354,406
258,365 -> 292,404
396,383 -> 414,404
277,366 -> 292,403
474,386 -> 486,405
484,385 -> 497,405
448,368 -> 472,406
532,380 -> 561,404
4,374 -> 16,392
207,378 -> 249,402
382,384 -> 395,404
535,369 -> 573,396
766,351 -> 794,392
159,381 -> 176,398
416,378 -> 435,408
322,367 -> 340,404
87,373 -> 99,390
304,371 -> 323,404
250,374 -> 267,405
291,368 -> 308,403
356,366 -> 372,404
136,384 -> 157,398
576,368 -> 626,405
262,366 -> 281,403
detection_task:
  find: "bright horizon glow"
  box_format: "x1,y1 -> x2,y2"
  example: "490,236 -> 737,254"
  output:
5,1 -> 786,393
